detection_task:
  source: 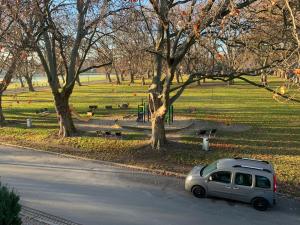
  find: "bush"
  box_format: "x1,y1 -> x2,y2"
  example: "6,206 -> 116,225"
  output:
0,183 -> 22,225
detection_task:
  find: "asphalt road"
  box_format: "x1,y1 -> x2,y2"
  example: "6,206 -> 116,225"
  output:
0,145 -> 299,225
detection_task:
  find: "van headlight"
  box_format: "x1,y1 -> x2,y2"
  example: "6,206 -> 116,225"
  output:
186,175 -> 193,182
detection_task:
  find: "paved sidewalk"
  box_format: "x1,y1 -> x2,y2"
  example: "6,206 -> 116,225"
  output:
21,205 -> 82,225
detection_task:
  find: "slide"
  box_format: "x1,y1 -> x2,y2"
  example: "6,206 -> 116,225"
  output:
69,104 -> 92,122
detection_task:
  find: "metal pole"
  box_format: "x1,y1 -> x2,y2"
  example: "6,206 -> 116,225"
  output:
171,105 -> 174,123
143,103 -> 146,123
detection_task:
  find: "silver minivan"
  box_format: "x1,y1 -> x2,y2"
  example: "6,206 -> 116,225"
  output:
185,158 -> 277,211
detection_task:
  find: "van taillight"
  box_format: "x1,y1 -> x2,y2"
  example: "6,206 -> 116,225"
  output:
273,175 -> 277,192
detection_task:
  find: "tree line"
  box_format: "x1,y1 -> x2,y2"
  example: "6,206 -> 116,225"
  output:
0,0 -> 299,150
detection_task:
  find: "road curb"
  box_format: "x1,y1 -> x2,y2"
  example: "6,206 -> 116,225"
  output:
0,142 -> 186,179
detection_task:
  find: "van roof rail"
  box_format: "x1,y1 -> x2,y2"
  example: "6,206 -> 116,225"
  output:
234,157 -> 269,164
233,165 -> 272,173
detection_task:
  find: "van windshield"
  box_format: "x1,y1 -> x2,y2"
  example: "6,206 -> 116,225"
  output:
200,161 -> 218,177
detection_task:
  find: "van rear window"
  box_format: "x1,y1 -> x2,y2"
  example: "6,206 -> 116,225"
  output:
255,175 -> 271,189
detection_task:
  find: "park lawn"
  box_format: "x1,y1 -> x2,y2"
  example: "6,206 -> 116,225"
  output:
1,76 -> 300,197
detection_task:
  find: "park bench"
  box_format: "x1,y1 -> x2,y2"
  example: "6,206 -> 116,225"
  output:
35,108 -> 49,114
187,107 -> 197,113
96,130 -> 122,139
118,103 -> 129,109
89,105 -> 98,111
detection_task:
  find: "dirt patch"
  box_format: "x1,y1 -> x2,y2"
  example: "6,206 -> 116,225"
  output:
75,117 -> 250,135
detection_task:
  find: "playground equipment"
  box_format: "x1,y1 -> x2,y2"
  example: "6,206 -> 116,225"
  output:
137,100 -> 148,122
69,104 -> 93,122
165,105 -> 174,125
137,99 -> 174,124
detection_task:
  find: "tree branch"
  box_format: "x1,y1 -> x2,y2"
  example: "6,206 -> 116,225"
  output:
78,62 -> 112,74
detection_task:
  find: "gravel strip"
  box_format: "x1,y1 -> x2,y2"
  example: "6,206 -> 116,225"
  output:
21,206 -> 82,225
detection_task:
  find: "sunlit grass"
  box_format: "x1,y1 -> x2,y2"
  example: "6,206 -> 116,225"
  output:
1,75 -> 300,196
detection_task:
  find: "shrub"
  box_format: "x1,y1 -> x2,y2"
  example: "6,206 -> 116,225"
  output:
0,183 -> 22,225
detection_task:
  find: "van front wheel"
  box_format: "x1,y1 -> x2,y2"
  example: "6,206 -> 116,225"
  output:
252,197 -> 268,211
192,185 -> 206,198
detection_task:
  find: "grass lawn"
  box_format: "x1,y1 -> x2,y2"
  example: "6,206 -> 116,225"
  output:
1,76 -> 300,197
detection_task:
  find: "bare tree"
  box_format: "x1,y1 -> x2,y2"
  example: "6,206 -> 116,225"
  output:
16,52 -> 41,92
138,0 -> 299,150
0,4 -> 26,125
6,0 -> 126,136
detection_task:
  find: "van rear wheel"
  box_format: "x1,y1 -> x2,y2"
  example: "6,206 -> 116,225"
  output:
192,185 -> 206,198
252,198 -> 268,211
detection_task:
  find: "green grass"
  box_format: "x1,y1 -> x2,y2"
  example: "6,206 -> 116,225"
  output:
1,76 -> 300,197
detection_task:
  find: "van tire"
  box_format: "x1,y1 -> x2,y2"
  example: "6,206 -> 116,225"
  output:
252,197 -> 268,211
192,185 -> 206,198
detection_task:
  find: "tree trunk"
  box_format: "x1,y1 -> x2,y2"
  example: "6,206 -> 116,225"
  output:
56,78 -> 61,88
115,68 -> 121,85
54,94 -> 76,137
141,76 -> 145,86
175,70 -> 182,84
151,115 -> 167,150
120,70 -> 125,81
18,76 -> 25,88
147,69 -> 152,79
106,71 -> 112,83
228,79 -> 234,85
130,71 -> 134,84
25,76 -> 35,92
0,93 -> 5,126
76,76 -> 82,86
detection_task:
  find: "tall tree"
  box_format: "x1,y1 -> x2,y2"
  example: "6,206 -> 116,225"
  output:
16,53 -> 40,92
6,0 -> 126,136
138,0 -> 299,149
0,4 -> 25,125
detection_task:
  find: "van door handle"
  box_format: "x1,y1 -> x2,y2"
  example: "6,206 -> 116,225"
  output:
233,187 -> 239,190
225,186 -> 231,189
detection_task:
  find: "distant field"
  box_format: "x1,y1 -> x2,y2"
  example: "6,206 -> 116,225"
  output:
5,73 -> 108,90
1,76 -> 300,197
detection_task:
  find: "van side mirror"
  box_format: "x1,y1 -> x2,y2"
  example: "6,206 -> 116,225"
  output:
208,176 -> 213,182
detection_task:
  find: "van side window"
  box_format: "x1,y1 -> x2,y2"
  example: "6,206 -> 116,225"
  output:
210,171 -> 231,184
255,175 -> 271,189
235,173 -> 252,186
